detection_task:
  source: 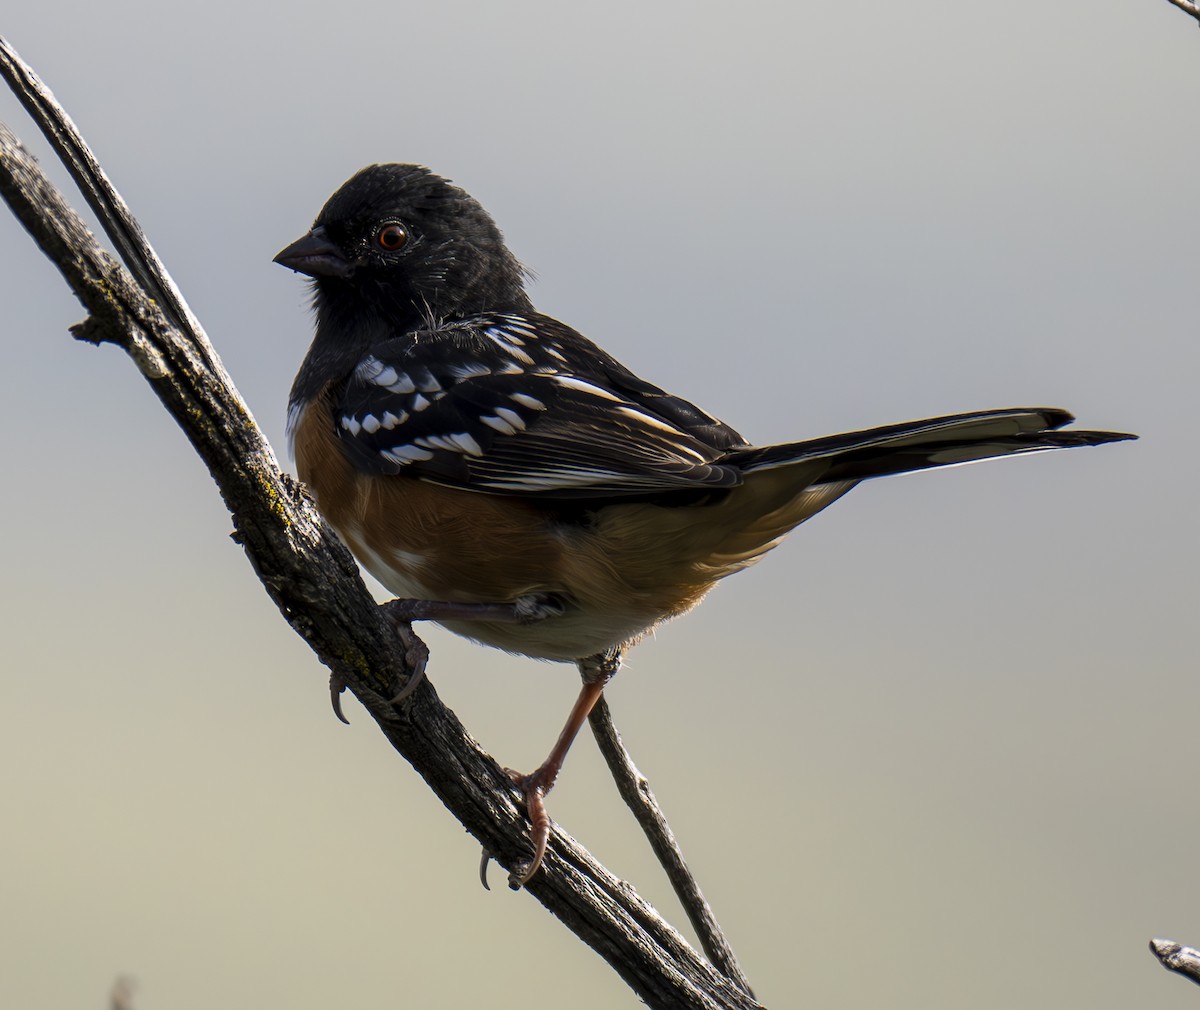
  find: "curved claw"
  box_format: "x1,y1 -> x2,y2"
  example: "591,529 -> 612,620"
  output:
329,621 -> 428,719
330,674 -> 350,725
506,768 -> 551,888
386,620 -> 430,704
479,848 -> 493,891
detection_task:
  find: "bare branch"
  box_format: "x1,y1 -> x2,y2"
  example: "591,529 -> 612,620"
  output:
1150,938 -> 1200,987
1162,0 -> 1200,23
0,38 -> 761,1010
590,698 -> 754,998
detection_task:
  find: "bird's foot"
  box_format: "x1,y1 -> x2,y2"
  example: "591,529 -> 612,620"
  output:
387,619 -> 430,703
328,612 -> 432,723
503,762 -> 559,888
376,594 -> 564,711
486,658 -> 615,889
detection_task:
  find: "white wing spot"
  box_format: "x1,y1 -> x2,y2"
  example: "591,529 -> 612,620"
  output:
451,432 -> 484,456
498,316 -> 537,337
451,362 -> 493,381
381,444 -> 434,464
484,326 -> 536,365
410,394 -> 432,412
386,372 -> 416,394
411,432 -> 484,456
360,414 -> 382,435
480,414 -> 517,435
505,344 -> 536,366
616,406 -> 691,437
381,410 -> 408,430
553,375 -> 622,401
510,393 -> 547,410
494,407 -> 527,430
341,415 -> 363,437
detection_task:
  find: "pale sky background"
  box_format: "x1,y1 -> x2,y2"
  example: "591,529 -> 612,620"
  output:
1,3 -> 1196,1008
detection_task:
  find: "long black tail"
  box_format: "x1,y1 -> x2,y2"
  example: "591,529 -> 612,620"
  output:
729,407 -> 1135,484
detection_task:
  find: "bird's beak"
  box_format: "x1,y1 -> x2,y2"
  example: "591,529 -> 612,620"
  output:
273,227 -> 354,278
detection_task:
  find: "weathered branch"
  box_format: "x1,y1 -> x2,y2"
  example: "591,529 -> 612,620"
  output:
1150,939 -> 1200,988
1162,0 -> 1200,24
0,37 -> 760,1010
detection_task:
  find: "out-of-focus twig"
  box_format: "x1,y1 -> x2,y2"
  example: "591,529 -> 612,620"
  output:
110,976 -> 136,1010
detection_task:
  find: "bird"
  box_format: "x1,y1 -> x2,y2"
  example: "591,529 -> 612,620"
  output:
275,163 -> 1134,884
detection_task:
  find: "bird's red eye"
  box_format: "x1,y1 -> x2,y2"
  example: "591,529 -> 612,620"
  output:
376,223 -> 409,251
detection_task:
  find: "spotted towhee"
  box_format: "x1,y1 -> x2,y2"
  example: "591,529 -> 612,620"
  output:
275,164 -> 1134,883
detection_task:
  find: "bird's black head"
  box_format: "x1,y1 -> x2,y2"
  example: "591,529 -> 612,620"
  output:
276,164 -> 532,333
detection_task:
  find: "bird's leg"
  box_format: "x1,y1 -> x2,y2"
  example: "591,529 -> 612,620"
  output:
366,592 -> 615,889
379,594 -> 565,625
506,649 -> 621,888
329,594 -> 564,722
380,593 -> 563,707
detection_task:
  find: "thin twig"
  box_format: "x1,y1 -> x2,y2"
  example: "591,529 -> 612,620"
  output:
1150,938 -> 1200,987
0,38 -> 761,1010
589,697 -> 754,998
0,37 -> 206,342
1163,0 -> 1200,23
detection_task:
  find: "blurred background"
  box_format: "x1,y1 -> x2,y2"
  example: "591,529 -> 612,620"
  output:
1,2 -> 1195,1008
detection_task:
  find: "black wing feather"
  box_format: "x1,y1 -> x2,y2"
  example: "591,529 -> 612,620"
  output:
331,314 -> 743,498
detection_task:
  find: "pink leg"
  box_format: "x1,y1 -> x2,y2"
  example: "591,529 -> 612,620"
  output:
508,651 -> 620,886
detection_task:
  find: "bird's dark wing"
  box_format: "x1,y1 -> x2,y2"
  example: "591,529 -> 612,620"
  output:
329,314 -> 743,498
517,314 -> 748,452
